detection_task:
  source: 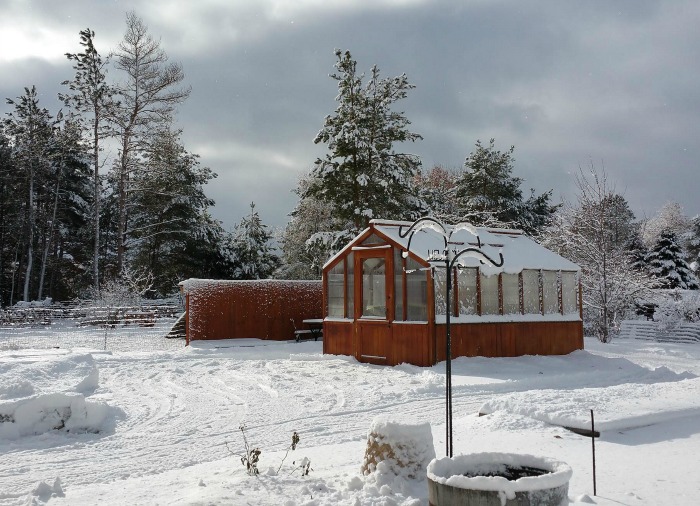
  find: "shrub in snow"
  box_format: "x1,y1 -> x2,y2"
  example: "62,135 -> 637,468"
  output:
227,425 -> 311,477
361,417 -> 435,480
654,290 -> 700,330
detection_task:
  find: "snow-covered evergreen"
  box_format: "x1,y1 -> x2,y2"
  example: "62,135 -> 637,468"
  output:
645,230 -> 699,290
230,202 -> 278,280
308,49 -> 423,231
454,139 -> 556,235
687,215 -> 700,277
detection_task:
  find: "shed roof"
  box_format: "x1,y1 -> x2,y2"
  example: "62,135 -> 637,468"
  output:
325,219 -> 579,274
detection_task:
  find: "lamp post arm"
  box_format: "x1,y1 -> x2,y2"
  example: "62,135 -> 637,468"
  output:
449,248 -> 504,270
398,217 -> 449,257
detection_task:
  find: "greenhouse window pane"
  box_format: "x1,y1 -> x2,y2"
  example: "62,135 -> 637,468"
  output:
522,270 -> 541,315
480,272 -> 499,315
561,271 -> 579,315
328,262 -> 344,317
542,270 -> 559,314
457,268 -> 478,315
406,258 -> 428,321
502,273 -> 520,315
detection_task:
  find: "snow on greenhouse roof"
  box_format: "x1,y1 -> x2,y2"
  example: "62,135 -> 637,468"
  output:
325,220 -> 579,274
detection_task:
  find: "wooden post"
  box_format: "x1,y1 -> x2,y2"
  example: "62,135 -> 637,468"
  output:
591,409 -> 597,496
185,293 -> 190,347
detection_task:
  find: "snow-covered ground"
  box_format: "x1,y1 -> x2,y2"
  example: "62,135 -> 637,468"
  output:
1,335 -> 699,505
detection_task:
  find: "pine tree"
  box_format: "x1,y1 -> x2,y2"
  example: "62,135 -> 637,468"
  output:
645,231 -> 699,290
688,215 -> 700,277
128,128 -> 219,295
0,127 -> 20,305
309,49 -> 422,231
3,86 -> 57,301
60,28 -> 115,294
454,139 -> 556,235
279,172 -> 337,279
230,203 -> 278,280
625,228 -> 649,273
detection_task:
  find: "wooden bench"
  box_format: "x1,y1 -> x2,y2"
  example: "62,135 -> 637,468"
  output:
291,319 -> 323,342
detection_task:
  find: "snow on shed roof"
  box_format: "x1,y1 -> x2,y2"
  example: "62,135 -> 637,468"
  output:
325,220 -> 579,274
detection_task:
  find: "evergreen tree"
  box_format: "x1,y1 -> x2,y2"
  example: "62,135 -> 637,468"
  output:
128,130 -> 223,295
60,27 -> 115,294
688,215 -> 700,277
279,172 -> 338,280
308,49 -> 422,231
0,127 -> 21,305
454,139 -> 556,235
4,86 -> 57,301
625,228 -> 649,273
230,202 -> 278,280
645,231 -> 699,290
128,128 -> 220,295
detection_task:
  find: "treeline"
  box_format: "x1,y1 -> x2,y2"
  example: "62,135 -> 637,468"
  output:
3,34 -> 699,328
0,12 -> 238,305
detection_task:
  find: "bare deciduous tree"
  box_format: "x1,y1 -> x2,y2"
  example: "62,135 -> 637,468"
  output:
543,167 -> 656,342
109,11 -> 191,274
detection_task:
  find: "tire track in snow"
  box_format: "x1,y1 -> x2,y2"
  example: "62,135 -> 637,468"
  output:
1,346 -> 689,498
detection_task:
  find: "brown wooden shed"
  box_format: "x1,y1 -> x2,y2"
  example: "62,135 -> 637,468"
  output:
322,220 -> 583,366
180,279 -> 322,343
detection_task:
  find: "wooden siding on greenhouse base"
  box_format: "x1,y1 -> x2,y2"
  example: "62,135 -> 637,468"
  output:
323,319 -> 582,367
435,320 -> 583,360
323,320 -> 436,367
183,279 -> 322,342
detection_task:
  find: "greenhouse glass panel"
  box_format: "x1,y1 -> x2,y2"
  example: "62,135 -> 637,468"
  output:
328,262 -> 344,317
480,272 -> 499,315
457,268 -> 478,315
561,271 -> 579,315
394,249 -> 404,320
406,258 -> 428,321
346,253 -> 354,318
502,273 -> 520,315
362,257 -> 386,318
522,270 -> 541,315
542,270 -> 560,314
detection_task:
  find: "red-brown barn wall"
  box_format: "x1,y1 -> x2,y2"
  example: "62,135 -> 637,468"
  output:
185,280 -> 322,341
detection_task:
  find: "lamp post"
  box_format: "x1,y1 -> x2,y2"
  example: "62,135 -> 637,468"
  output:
399,217 -> 504,457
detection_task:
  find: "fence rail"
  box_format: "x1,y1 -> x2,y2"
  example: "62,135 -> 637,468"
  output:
0,301 -> 184,352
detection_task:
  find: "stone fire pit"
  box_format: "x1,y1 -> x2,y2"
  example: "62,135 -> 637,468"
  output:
427,452 -> 572,506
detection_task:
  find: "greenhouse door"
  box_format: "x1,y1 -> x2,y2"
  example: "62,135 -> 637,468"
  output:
354,248 -> 393,364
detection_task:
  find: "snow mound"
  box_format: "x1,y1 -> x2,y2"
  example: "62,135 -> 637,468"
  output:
480,377 -> 700,432
0,351 -> 112,439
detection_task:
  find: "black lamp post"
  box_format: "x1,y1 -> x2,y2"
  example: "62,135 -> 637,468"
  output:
399,217 -> 504,457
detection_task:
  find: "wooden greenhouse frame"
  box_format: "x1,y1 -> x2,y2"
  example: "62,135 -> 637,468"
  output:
322,220 -> 583,366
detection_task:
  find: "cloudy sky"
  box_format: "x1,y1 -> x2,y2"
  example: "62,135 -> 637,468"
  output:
1,0 -> 698,232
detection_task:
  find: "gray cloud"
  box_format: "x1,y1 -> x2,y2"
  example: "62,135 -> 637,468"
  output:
1,0 -> 698,231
